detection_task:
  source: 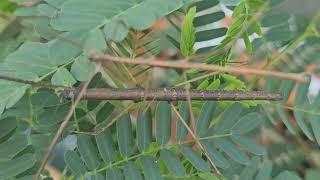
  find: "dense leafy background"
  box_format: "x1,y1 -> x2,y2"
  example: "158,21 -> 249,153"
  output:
0,0 -> 319,179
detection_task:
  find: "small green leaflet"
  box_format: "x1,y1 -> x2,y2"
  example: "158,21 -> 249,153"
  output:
180,7 -> 196,57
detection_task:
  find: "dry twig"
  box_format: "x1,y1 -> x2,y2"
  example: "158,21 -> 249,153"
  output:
90,53 -> 308,82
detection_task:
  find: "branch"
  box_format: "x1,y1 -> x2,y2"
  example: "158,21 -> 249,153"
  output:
64,88 -> 283,101
0,75 -> 282,101
0,75 -> 71,90
90,53 -> 308,83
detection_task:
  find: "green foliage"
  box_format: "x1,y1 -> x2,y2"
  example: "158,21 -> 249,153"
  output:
0,89 -> 64,179
194,0 -> 228,53
63,103 -> 263,179
264,77 -> 320,145
51,0 -> 186,42
221,0 -> 267,54
180,7 -> 197,57
0,0 -> 319,179
0,0 -> 16,12
222,157 -> 303,180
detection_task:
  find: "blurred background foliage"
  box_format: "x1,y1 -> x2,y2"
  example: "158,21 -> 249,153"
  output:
0,0 -> 319,179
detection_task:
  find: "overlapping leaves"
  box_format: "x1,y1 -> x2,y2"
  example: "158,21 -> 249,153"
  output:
264,77 -> 320,145
49,0 -> 186,42
223,157 -> 303,180
0,27 -> 106,115
1,0 -> 318,179
193,0 -> 228,53
0,0 -> 191,115
165,0 -> 229,55
65,102 -> 264,179
0,89 -> 68,179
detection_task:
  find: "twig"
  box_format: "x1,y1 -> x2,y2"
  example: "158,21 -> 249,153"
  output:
64,88 -> 283,101
34,65 -> 100,180
171,104 -> 221,175
90,53 -> 308,82
175,72 -> 218,87
0,75 -> 72,90
248,10 -> 320,88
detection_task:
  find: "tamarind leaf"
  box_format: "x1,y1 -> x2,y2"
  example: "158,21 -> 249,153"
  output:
123,161 -> 143,180
137,108 -> 153,152
95,129 -> 116,164
176,101 -> 190,142
0,153 -> 36,179
140,155 -> 162,180
196,101 -> 216,137
160,149 -> 186,177
117,113 -> 135,157
179,145 -> 211,172
156,101 -> 172,145
106,167 -> 124,180
77,135 -> 101,170
64,150 -> 87,176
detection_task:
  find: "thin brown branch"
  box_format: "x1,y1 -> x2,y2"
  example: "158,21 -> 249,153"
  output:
90,53 -> 308,82
173,76 -> 220,176
0,74 -> 282,101
34,65 -> 100,180
0,75 -> 72,90
171,104 -> 221,175
64,88 -> 283,101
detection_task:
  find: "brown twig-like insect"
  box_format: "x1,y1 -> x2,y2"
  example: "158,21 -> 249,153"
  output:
63,87 -> 283,101
0,75 -> 282,101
